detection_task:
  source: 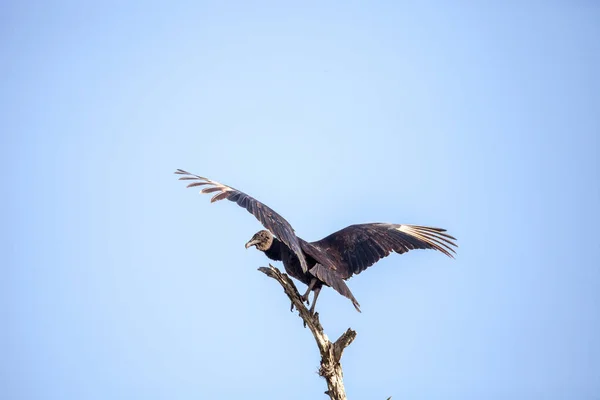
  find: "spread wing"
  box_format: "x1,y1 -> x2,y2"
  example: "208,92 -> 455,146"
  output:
311,223 -> 457,279
175,169 -> 309,273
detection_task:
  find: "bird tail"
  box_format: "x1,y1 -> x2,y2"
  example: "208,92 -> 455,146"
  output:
309,264 -> 361,312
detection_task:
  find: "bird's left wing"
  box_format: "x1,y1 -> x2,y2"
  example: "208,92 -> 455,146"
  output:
311,223 -> 457,279
175,169 -> 309,273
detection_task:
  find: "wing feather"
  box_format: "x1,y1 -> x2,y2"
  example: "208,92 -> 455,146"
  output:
311,223 -> 458,279
175,169 -> 309,273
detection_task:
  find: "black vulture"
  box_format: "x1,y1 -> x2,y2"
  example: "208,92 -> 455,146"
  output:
176,169 -> 457,313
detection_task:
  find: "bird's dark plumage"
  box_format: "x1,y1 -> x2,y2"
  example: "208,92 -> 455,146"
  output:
311,223 -> 456,279
176,169 -> 458,313
175,169 -> 309,273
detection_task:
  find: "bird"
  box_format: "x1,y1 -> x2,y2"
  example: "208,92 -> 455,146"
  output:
175,169 -> 457,314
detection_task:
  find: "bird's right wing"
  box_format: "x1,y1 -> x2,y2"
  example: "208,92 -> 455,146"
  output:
311,223 -> 457,279
175,169 -> 309,273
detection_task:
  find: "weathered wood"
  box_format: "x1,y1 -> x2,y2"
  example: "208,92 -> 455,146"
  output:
258,265 -> 356,400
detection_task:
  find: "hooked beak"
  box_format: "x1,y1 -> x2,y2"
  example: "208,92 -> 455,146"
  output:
245,239 -> 259,249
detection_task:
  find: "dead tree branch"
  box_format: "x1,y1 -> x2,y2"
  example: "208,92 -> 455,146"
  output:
258,264 -> 357,400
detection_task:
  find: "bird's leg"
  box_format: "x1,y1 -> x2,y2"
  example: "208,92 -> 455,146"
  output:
309,286 -> 322,315
301,278 -> 318,305
291,278 -> 318,312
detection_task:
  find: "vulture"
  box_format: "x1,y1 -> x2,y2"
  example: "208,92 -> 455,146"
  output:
176,169 -> 457,314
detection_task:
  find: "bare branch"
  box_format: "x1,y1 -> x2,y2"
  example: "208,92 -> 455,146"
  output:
333,328 -> 357,361
258,265 -> 357,400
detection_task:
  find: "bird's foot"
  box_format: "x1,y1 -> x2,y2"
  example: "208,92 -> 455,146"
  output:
291,293 -> 312,314
300,293 -> 310,306
290,297 -> 310,312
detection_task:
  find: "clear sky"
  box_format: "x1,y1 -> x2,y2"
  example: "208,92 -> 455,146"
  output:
2,1 -> 599,399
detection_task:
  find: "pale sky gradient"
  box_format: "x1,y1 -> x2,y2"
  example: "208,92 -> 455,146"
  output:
2,2 -> 599,399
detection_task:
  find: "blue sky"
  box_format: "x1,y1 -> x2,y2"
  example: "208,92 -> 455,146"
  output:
2,1 -> 599,399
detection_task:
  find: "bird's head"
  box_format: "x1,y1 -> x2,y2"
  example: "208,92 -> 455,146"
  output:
245,230 -> 273,251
